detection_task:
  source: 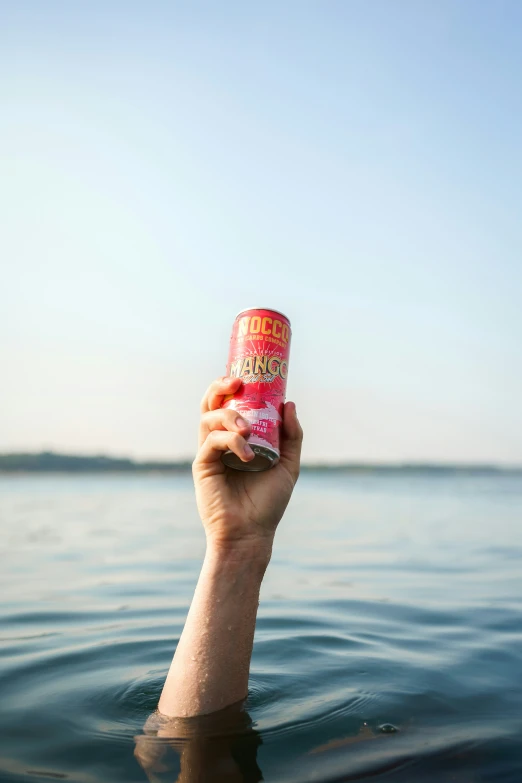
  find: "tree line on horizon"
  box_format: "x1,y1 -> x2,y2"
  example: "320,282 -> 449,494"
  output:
0,451 -> 513,474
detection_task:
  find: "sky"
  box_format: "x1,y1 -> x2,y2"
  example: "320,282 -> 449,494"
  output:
1,1 -> 521,464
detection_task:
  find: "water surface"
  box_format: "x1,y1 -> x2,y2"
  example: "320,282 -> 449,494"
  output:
1,471 -> 522,781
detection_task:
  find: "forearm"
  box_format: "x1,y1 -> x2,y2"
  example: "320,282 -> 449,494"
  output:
158,542 -> 272,718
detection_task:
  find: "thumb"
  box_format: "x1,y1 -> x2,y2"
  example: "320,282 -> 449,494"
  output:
279,401 -> 303,481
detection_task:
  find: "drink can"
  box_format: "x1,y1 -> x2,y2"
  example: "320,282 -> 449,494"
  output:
221,307 -> 291,471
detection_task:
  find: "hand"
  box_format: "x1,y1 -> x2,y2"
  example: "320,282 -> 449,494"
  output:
193,376 -> 303,558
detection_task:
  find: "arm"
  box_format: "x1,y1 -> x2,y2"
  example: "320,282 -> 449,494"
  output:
158,376 -> 303,718
158,545 -> 269,717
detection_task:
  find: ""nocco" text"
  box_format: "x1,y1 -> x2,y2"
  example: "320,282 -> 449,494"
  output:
238,315 -> 290,343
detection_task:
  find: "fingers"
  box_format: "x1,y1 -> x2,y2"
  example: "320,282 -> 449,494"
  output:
195,430 -> 255,467
279,401 -> 303,481
201,376 -> 242,413
196,376 -> 252,469
199,407 -> 251,447
197,378 -> 302,478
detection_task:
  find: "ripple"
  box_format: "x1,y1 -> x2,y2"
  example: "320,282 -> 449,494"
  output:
247,675 -> 282,710
2,472 -> 522,782
257,689 -> 384,740
116,671 -> 163,705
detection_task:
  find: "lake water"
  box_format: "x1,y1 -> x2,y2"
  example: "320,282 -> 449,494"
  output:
1,471 -> 522,782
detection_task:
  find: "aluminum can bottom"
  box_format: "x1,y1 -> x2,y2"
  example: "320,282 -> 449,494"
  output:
221,445 -> 279,472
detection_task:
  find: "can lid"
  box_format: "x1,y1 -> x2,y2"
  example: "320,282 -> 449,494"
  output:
235,307 -> 291,325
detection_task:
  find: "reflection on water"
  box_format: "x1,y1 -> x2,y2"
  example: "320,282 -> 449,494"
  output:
1,472 -> 522,781
135,703 -> 262,783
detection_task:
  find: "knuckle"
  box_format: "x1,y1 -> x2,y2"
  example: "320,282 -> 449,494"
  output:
208,430 -> 221,445
231,432 -> 245,450
200,409 -> 213,425
208,430 -> 226,449
225,409 -> 240,427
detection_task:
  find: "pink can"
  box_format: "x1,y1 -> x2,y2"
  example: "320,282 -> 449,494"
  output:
221,307 -> 291,471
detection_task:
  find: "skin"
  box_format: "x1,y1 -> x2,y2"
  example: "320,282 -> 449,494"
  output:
157,375 -> 303,719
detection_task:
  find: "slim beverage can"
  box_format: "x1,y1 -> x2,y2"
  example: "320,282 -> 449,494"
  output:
221,307 -> 291,471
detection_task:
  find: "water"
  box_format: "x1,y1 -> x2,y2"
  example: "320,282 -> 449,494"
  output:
1,471 -> 522,782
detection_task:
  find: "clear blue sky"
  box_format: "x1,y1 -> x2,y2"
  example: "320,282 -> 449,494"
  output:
1,1 -> 521,463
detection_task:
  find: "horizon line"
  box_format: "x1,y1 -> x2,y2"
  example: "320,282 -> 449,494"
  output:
0,451 -> 521,473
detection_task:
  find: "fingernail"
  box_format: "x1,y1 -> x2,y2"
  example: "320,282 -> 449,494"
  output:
244,444 -> 254,459
235,416 -> 248,429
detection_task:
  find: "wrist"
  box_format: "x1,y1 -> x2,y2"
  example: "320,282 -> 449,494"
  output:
205,537 -> 273,575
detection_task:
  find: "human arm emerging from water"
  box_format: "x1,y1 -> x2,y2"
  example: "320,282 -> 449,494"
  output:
158,375 -> 303,718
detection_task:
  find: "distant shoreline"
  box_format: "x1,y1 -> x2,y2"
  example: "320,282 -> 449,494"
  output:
0,452 -> 520,474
